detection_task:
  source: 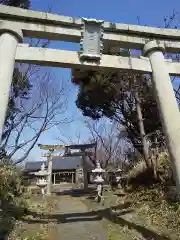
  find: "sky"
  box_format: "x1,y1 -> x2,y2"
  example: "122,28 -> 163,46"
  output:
15,0 -> 180,163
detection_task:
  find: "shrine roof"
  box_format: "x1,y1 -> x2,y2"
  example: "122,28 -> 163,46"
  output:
24,156 -> 94,172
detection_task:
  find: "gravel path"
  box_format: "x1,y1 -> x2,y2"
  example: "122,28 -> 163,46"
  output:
56,188 -> 107,240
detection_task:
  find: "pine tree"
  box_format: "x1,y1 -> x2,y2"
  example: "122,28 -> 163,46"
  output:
0,0 -> 30,9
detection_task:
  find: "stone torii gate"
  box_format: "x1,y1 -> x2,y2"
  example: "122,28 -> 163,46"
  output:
38,143 -> 96,195
0,5 -> 180,194
62,142 -> 97,191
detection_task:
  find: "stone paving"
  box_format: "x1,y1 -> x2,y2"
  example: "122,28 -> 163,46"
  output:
56,186 -> 107,240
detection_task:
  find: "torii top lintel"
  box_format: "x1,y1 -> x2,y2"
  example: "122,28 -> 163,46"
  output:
38,144 -> 65,151
1,4 -> 180,46
2,5 -> 180,76
38,143 -> 96,151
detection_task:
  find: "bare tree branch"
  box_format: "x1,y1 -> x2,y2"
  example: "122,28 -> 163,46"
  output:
85,120 -> 125,168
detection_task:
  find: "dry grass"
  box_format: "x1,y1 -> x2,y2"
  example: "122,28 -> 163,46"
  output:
8,195 -> 60,240
83,185 -> 180,240
125,151 -> 173,187
127,160 -> 147,180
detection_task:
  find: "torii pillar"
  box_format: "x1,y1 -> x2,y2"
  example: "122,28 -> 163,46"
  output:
0,23 -> 23,141
46,149 -> 54,196
143,40 -> 180,196
82,151 -> 88,190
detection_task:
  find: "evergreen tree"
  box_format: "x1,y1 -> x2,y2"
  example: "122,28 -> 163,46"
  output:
0,0 -> 30,9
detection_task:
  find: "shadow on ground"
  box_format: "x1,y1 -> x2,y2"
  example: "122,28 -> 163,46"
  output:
21,187 -> 170,240
55,186 -> 96,198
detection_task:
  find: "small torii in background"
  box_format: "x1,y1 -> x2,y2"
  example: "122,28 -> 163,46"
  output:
38,143 -> 97,195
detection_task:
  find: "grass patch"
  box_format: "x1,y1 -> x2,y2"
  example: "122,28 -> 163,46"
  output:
8,195 -> 60,240
83,186 -> 180,240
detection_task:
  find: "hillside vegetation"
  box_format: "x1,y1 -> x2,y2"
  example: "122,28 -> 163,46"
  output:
84,152 -> 180,240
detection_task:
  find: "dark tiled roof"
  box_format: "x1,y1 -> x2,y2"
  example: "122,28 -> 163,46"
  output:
24,161 -> 46,171
24,156 -> 94,171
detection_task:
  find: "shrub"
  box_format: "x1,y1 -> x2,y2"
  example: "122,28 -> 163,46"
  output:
0,164 -> 28,236
156,152 -> 173,184
126,151 -> 173,187
127,160 -> 147,180
126,160 -> 154,186
0,165 -> 22,200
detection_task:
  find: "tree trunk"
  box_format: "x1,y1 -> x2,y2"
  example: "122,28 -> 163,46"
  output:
134,91 -> 151,168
